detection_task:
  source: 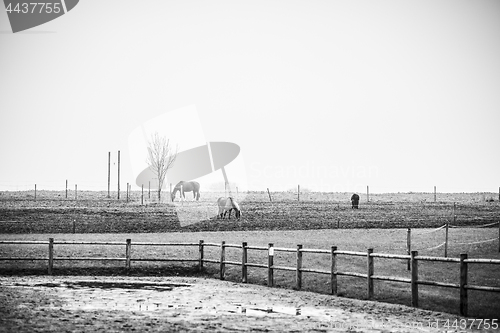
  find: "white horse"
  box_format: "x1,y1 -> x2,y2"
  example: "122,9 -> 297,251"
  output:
217,197 -> 241,219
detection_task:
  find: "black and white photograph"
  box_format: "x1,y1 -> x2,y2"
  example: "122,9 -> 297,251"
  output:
1,1 -> 500,331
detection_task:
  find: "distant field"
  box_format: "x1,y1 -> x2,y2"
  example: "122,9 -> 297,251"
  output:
0,190 -> 499,233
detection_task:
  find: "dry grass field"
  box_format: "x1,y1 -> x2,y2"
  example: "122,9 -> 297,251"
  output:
0,190 -> 499,233
1,190 -> 499,322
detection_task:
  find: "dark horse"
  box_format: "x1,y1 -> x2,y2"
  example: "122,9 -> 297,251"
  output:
351,193 -> 360,209
171,181 -> 200,201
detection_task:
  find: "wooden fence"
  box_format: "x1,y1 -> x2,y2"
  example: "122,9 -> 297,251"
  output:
1,238 -> 500,317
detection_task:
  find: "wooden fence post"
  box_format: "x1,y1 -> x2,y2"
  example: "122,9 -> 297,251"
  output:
242,242 -> 248,283
331,246 -> 337,295
407,228 -> 411,271
48,238 -> 54,275
460,253 -> 468,317
444,223 -> 449,258
66,180 -> 68,199
126,183 -> 129,202
434,186 -> 436,202
198,240 -> 204,272
220,241 -> 225,280
267,188 -> 272,202
296,245 -> 303,290
117,150 -> 120,200
411,250 -> 418,308
141,184 -> 144,205
107,152 -> 111,198
75,184 -> 77,201
367,185 -> 369,202
367,248 -> 374,299
126,239 -> 131,271
34,184 -> 37,201
268,243 -> 274,287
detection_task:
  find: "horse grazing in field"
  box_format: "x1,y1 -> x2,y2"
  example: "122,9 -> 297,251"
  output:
351,193 -> 360,209
217,197 -> 241,219
171,181 -> 200,201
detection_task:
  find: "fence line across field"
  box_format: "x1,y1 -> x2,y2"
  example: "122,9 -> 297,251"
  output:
407,222 -> 500,261
1,238 -> 500,317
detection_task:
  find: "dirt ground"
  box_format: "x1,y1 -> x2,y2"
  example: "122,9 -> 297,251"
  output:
0,276 -> 494,332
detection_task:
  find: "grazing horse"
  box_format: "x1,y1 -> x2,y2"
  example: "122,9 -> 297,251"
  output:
351,193 -> 360,209
217,197 -> 241,219
171,181 -> 200,201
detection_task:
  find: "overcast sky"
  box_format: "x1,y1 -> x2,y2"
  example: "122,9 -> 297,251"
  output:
1,0 -> 499,193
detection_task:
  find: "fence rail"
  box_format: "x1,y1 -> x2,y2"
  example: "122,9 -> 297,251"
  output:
1,238 -> 500,317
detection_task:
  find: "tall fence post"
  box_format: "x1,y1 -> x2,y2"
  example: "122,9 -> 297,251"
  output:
268,243 -> 274,287
444,223 -> 449,258
297,185 -> 300,201
141,184 -> 144,205
434,186 -> 437,202
107,151 -> 111,198
198,240 -> 204,272
407,228 -> 411,270
296,244 -> 303,290
367,248 -> 374,299
460,253 -> 468,317
65,179 -> 68,199
75,184 -> 77,201
367,185 -> 369,202
411,250 -> 418,308
220,241 -> 225,280
330,246 -> 337,295
242,242 -> 248,283
117,150 -> 120,200
126,239 -> 131,271
48,238 -> 54,275
267,188 -> 272,202
126,182 -> 129,202
34,184 -> 37,201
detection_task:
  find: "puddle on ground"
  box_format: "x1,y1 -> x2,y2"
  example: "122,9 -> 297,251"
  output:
17,281 -> 191,291
6,279 -> 342,320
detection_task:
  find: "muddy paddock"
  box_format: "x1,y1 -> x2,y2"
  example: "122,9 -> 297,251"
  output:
0,275 -> 490,332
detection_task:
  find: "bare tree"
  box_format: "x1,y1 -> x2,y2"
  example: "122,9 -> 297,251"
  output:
146,132 -> 177,202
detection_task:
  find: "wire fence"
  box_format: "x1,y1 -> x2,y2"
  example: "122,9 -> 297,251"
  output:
409,222 -> 500,257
